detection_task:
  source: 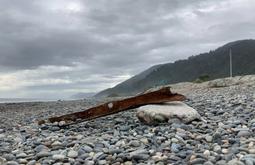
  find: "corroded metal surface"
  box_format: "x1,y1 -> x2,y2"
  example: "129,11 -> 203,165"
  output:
38,87 -> 186,125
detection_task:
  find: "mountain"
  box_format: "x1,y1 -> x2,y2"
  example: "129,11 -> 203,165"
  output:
96,39 -> 255,97
71,92 -> 95,99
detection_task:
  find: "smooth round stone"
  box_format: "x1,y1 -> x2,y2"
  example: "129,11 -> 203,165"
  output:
108,148 -> 123,154
171,143 -> 181,152
249,149 -> 255,154
67,150 -> 78,158
124,161 -> 133,165
131,154 -> 149,160
189,155 -> 196,161
16,153 -> 27,158
3,154 -> 15,161
0,157 -> 6,165
27,160 -> 36,165
51,141 -> 62,147
213,145 -> 221,153
81,146 -> 93,153
35,145 -> 49,153
212,132 -> 221,143
227,159 -> 245,165
119,126 -> 130,131
248,142 -> 254,148
6,161 -> 19,165
50,126 -> 60,131
237,131 -> 251,137
42,159 -> 53,164
204,161 -> 214,165
52,154 -> 66,161
98,160 -> 107,165
84,160 -> 95,165
78,148 -> 86,156
152,153 -> 167,161
171,138 -> 179,143
58,121 -> 66,126
36,151 -> 51,159
222,148 -> 229,154
129,140 -> 140,147
189,158 -> 206,165
205,135 -> 213,142
203,150 -> 210,157
140,138 -> 149,144
18,159 -> 28,164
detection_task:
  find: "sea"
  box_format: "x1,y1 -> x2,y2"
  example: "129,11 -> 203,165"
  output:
0,98 -> 60,103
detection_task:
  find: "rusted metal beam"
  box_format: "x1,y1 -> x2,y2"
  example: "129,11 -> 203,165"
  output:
38,87 -> 186,125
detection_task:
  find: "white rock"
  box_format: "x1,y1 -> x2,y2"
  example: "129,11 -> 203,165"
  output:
67,150 -> 78,158
52,154 -> 65,161
18,158 -> 28,164
136,101 -> 200,124
0,157 -> 6,164
203,150 -> 210,157
51,141 -> 62,147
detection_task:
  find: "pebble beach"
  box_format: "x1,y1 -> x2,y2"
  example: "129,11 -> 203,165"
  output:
0,82 -> 255,165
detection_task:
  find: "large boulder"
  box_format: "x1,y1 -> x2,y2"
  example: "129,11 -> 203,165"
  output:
136,101 -> 201,124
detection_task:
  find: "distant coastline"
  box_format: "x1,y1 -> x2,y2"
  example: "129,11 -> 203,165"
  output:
0,98 -> 61,103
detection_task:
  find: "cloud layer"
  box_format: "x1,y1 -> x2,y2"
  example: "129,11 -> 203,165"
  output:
0,0 -> 255,98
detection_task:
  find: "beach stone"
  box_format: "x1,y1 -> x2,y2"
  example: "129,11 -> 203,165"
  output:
27,160 -> 36,165
227,159 -> 245,165
18,158 -> 28,164
152,152 -> 167,162
0,157 -> 6,164
140,138 -> 149,144
222,148 -> 229,154
129,149 -> 148,157
84,160 -> 95,165
205,135 -> 213,142
131,154 -> 150,160
52,154 -> 65,161
35,144 -> 49,153
249,149 -> 255,154
51,141 -> 63,147
67,150 -> 78,158
16,152 -> 27,158
81,145 -> 93,153
124,161 -> 133,165
36,151 -> 51,159
98,160 -> 107,165
189,158 -> 206,165
129,140 -> 140,147
204,161 -> 214,165
213,145 -> 221,153
3,154 -> 15,161
136,101 -> 200,124
237,131 -> 251,137
6,161 -> 19,165
171,143 -> 181,152
203,150 -> 211,157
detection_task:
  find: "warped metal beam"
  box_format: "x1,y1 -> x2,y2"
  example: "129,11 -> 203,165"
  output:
38,87 -> 186,126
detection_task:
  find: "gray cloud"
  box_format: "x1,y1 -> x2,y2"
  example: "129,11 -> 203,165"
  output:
0,0 -> 255,98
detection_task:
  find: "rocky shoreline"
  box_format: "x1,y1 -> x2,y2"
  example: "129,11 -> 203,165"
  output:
0,82 -> 255,164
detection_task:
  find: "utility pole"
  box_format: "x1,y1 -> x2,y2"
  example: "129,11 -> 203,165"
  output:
229,48 -> 233,77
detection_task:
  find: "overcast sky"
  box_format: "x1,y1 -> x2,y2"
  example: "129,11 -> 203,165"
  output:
0,0 -> 255,99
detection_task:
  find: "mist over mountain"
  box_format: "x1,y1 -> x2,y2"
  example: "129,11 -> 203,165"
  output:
71,92 -> 96,99
96,39 -> 255,97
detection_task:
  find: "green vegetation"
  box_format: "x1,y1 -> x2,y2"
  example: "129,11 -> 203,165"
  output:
107,93 -> 119,97
96,39 -> 255,97
193,75 -> 210,83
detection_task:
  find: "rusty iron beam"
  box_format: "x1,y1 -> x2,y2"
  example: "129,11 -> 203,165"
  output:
38,87 -> 186,125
